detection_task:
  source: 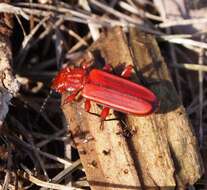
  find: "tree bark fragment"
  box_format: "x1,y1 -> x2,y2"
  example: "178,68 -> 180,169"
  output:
62,27 -> 203,190
0,0 -> 19,127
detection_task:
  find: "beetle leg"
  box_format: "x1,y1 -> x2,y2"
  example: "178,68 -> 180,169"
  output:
99,107 -> 110,129
103,64 -> 113,72
63,90 -> 79,105
85,99 -> 91,112
100,107 -> 110,121
121,65 -> 133,78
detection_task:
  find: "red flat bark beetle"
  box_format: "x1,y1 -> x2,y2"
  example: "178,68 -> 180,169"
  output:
51,61 -> 157,122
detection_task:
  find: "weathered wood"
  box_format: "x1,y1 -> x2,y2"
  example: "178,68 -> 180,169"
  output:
128,28 -> 204,187
62,27 -> 203,189
0,0 -> 19,127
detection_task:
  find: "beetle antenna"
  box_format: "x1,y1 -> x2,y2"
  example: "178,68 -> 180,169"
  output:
39,89 -> 53,114
34,89 -> 53,124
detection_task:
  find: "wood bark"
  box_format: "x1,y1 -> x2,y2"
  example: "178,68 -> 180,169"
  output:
0,0 -> 19,127
62,27 -> 203,189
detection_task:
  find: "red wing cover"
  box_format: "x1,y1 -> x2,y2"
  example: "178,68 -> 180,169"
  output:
82,69 -> 157,115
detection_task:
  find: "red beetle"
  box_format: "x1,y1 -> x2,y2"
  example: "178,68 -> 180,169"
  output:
51,64 -> 157,121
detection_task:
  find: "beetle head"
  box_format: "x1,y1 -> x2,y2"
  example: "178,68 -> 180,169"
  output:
51,67 -> 85,94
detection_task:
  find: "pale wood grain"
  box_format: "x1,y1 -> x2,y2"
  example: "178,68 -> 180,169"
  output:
62,27 -> 203,189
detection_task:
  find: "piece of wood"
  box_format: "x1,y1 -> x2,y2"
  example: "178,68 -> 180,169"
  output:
62,27 -> 203,189
0,0 -> 19,127
128,28 -> 204,187
0,2 -> 19,189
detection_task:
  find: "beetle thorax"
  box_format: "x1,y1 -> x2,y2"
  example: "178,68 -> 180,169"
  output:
66,68 -> 86,92
51,67 -> 86,94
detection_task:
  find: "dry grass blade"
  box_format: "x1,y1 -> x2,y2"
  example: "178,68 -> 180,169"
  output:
0,2 -> 162,35
0,3 -> 29,19
50,159 -> 81,183
2,148 -> 12,190
68,30 -> 88,46
36,128 -> 68,148
21,164 -> 83,190
157,0 -> 182,98
8,135 -> 72,167
89,0 -> 140,25
172,63 -> 207,72
26,176 -> 69,190
22,16 -> 50,48
10,116 -> 50,179
161,36 -> 207,50
158,18 -> 207,28
118,1 -> 163,21
79,0 -> 100,40
198,46 -> 205,147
